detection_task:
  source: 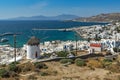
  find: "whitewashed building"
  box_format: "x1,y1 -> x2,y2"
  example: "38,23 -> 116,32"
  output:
89,43 -> 102,54
26,36 -> 40,59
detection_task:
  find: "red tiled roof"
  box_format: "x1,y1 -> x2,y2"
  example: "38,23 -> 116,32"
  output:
90,43 -> 101,47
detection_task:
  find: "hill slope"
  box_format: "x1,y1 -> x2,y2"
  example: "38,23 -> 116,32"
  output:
74,13 -> 120,22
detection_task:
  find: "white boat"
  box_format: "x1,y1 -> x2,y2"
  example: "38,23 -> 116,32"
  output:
0,38 -> 9,42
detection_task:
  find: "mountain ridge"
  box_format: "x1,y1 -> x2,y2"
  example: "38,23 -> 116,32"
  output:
9,14 -> 79,20
74,13 -> 120,22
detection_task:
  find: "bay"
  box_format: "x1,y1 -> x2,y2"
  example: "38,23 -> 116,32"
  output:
0,20 -> 107,47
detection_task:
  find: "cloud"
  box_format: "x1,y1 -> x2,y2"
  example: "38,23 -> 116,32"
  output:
30,1 -> 48,10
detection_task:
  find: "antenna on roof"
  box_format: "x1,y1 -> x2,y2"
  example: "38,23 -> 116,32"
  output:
14,34 -> 16,65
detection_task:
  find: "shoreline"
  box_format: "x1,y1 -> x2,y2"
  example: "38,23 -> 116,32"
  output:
70,25 -> 104,40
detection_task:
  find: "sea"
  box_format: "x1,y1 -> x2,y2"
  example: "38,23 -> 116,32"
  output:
0,20 -> 107,47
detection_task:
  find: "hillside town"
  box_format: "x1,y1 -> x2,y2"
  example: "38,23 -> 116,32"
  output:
0,22 -> 120,80
0,22 -> 120,63
1,0 -> 120,79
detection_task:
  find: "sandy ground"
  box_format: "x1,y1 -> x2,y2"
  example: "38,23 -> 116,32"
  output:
2,61 -> 120,80
35,62 -> 111,80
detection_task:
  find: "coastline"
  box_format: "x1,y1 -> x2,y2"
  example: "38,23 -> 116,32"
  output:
0,21 -> 107,48
70,25 -> 98,40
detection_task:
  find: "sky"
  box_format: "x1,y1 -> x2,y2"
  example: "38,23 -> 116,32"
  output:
0,0 -> 120,19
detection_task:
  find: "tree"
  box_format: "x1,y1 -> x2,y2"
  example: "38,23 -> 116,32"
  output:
113,47 -> 120,52
115,26 -> 120,33
87,38 -> 91,42
94,34 -> 101,41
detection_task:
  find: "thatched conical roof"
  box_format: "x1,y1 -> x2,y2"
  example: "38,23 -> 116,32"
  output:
27,36 -> 40,45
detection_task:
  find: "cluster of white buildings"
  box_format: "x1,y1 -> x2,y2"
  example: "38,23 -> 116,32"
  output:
76,23 -> 120,41
23,22 -> 120,60
23,39 -> 90,60
40,40 -> 89,53
1,22 -> 120,64
89,39 -> 119,54
86,22 -> 120,54
0,45 -> 23,64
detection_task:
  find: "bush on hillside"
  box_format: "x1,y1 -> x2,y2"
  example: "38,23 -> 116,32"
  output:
9,71 -> 18,77
75,58 -> 86,67
60,59 -> 74,64
0,64 -> 6,67
103,59 -> 112,63
56,51 -> 69,57
0,69 -> 10,78
8,64 -> 20,73
107,64 -> 120,73
40,72 -> 49,76
113,47 -> 120,52
43,53 -> 51,58
101,59 -> 112,68
27,75 -> 37,80
34,62 -> 48,69
21,62 -> 33,72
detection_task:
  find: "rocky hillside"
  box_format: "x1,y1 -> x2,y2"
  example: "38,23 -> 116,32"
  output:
74,13 -> 120,22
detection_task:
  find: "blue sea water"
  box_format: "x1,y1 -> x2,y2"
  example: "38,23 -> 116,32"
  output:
0,20 -> 107,47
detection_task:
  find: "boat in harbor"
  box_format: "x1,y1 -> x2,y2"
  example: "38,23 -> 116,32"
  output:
0,38 -> 9,43
0,32 -> 22,37
0,32 -> 14,36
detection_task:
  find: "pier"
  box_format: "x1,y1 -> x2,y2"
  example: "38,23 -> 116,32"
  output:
32,28 -> 73,31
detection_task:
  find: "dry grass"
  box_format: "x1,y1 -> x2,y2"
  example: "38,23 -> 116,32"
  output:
1,56 -> 120,80
87,59 -> 103,68
33,62 -> 111,80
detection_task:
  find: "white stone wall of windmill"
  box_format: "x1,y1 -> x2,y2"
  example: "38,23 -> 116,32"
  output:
26,36 -> 40,60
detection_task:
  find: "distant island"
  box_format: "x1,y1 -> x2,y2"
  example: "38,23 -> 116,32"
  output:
9,14 -> 79,21
73,13 -> 120,23
7,13 -> 120,23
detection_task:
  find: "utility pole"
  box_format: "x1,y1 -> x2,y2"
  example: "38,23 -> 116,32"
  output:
14,34 -> 16,64
75,34 -> 77,56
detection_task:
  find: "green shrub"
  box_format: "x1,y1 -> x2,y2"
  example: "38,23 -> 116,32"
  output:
8,62 -> 20,72
103,59 -> 112,63
115,27 -> 120,33
9,71 -> 18,77
28,75 -> 37,80
8,64 -> 20,73
34,62 -> 48,69
113,47 -> 120,52
20,62 -> 34,72
43,53 -> 51,57
53,71 -> 58,75
22,65 -> 32,72
56,51 -> 69,57
1,64 -> 6,67
87,38 -> 91,42
75,58 -> 86,66
9,62 -> 19,65
43,66 -> 48,69
102,59 -> 112,68
0,68 -> 10,78
40,72 -> 49,76
60,59 -> 73,64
